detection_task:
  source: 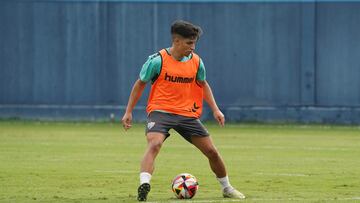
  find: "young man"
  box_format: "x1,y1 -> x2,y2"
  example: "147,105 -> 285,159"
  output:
121,20 -> 245,201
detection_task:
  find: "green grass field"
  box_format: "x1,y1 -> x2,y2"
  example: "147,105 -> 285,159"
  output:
0,121 -> 359,202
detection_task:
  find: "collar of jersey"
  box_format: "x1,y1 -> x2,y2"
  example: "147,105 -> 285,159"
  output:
165,47 -> 192,62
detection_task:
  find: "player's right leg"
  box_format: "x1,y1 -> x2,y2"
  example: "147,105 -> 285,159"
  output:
138,132 -> 166,201
138,111 -> 174,201
140,132 -> 166,174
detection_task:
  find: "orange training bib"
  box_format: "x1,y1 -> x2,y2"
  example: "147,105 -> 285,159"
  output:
146,49 -> 203,118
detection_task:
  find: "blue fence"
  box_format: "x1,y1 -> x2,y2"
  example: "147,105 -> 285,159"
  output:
1,1 -> 360,123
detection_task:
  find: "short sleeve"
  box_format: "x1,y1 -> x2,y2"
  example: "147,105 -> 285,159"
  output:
196,58 -> 206,81
139,53 -> 162,83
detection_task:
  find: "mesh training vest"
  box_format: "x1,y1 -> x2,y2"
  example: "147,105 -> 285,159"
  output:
146,49 -> 203,118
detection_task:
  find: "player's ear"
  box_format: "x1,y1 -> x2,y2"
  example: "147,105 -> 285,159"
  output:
172,34 -> 182,44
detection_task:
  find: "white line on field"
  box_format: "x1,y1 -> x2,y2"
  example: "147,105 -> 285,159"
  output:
147,197 -> 360,202
222,145 -> 351,151
169,200 -> 243,203
255,172 -> 309,177
94,170 -> 137,174
169,144 -> 352,151
147,200 -> 244,203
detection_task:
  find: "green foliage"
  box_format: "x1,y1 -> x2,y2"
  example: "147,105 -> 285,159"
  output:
0,121 -> 359,202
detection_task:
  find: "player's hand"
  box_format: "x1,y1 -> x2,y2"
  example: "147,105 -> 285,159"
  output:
213,109 -> 225,127
121,112 -> 132,130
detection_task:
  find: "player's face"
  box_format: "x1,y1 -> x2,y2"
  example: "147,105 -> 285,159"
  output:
176,37 -> 197,57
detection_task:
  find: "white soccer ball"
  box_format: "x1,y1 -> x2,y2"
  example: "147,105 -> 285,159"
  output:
171,173 -> 199,199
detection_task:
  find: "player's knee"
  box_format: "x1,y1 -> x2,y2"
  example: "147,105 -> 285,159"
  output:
149,141 -> 163,153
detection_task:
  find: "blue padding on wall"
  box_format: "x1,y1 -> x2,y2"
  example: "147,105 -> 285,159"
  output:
1,1 -> 360,123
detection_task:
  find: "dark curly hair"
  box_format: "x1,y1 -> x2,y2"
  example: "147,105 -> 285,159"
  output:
171,20 -> 203,40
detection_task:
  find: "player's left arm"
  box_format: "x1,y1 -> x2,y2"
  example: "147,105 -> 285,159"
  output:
196,58 -> 225,126
198,80 -> 225,127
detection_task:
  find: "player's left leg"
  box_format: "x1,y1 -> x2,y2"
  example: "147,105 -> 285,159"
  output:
174,115 -> 245,199
191,136 -> 226,178
191,136 -> 245,199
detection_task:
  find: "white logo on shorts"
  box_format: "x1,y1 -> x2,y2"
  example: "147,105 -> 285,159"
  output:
147,122 -> 155,129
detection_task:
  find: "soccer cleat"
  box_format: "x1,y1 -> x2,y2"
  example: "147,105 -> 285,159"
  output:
223,186 -> 246,199
137,183 -> 151,201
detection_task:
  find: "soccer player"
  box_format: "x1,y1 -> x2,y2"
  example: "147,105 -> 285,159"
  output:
121,20 -> 245,201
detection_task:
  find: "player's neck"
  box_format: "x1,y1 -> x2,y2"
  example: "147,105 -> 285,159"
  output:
169,47 -> 184,61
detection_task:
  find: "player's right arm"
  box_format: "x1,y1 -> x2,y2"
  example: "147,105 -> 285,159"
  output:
122,79 -> 147,130
121,53 -> 161,130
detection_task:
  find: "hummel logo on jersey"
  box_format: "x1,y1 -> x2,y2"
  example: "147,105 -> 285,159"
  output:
165,73 -> 194,83
147,122 -> 155,129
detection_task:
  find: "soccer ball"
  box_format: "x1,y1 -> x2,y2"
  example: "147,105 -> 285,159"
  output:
171,173 -> 199,199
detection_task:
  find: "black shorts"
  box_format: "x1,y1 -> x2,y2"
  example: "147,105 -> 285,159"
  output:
145,111 -> 210,143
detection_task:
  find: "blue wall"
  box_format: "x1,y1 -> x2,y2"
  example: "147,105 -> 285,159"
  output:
1,1 -> 360,123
